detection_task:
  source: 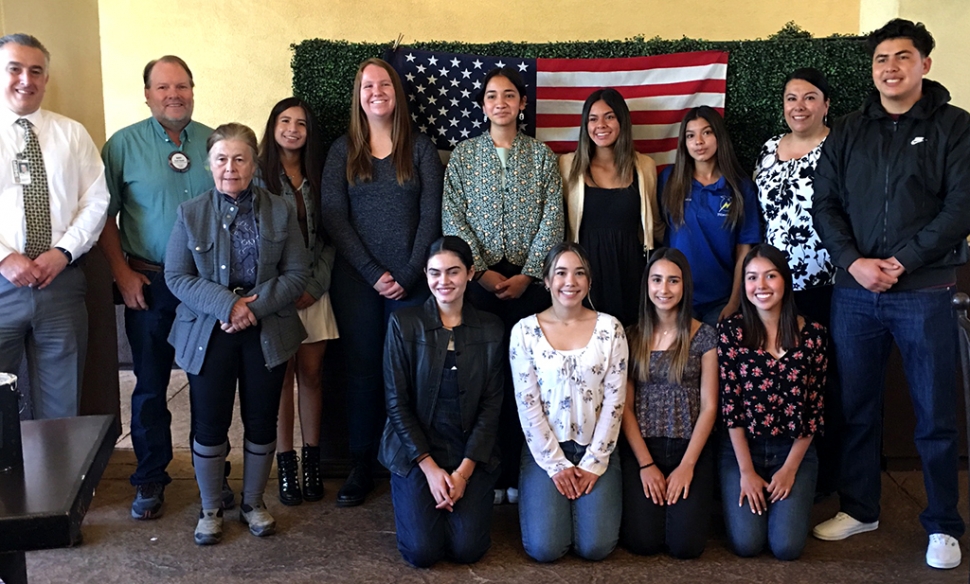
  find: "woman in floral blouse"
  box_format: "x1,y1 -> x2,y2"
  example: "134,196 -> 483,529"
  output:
620,247 -> 718,558
509,242 -> 627,562
443,66 -> 564,502
755,68 -> 834,311
754,68 -> 837,495
718,243 -> 827,561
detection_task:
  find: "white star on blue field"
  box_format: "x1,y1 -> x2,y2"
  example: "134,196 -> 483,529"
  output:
386,48 -> 538,149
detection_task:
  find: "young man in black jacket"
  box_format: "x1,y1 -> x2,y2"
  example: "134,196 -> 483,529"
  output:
810,19 -> 970,570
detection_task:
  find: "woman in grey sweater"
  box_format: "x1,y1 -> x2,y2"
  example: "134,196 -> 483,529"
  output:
320,57 -> 443,507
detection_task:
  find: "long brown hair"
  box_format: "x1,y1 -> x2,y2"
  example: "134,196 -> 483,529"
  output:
739,244 -> 801,351
629,247 -> 694,385
257,97 -> 324,207
568,88 -> 636,188
346,58 -> 413,186
661,106 -> 746,229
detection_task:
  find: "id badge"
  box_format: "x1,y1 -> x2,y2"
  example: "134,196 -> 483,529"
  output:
11,159 -> 30,185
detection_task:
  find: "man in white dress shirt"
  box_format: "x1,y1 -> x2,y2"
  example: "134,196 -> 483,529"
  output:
0,33 -> 109,419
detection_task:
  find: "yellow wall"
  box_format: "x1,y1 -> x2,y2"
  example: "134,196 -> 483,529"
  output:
897,0 -> 970,109
859,0 -> 899,33
1,0 -> 105,144
98,0 -> 859,142
859,0 -> 970,108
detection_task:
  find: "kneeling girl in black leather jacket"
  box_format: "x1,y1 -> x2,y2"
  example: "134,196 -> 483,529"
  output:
378,236 -> 505,567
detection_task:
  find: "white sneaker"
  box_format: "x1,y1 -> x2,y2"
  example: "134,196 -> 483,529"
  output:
194,508 -> 223,545
926,533 -> 961,569
239,498 -> 276,537
506,487 -> 519,504
812,512 -> 879,541
493,488 -> 505,505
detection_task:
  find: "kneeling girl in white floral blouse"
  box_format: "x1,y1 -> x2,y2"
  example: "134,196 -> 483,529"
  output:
509,242 -> 628,562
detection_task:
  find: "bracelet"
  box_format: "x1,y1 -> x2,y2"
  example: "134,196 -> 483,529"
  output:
639,462 -> 656,470
452,469 -> 470,482
415,453 -> 431,464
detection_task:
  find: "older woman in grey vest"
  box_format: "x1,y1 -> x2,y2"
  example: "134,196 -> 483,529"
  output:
165,122 -> 308,545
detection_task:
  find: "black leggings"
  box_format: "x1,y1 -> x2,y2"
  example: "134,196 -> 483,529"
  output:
189,325 -> 286,447
620,437 -> 714,559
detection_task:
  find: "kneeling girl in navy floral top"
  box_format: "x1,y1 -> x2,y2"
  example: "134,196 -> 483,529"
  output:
718,243 -> 827,561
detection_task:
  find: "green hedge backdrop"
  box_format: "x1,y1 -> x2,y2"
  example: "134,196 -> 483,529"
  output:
291,23 -> 870,171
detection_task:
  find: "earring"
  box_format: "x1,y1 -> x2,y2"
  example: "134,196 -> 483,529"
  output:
518,111 -> 525,121
824,114 -> 829,126
484,113 -> 489,122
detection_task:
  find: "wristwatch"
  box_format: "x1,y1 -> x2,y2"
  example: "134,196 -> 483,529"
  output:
55,247 -> 73,264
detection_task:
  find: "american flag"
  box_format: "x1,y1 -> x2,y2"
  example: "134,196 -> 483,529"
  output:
386,48 -> 729,166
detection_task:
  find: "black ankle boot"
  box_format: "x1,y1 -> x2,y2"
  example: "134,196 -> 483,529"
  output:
336,454 -> 374,507
276,450 -> 302,506
302,445 -> 324,502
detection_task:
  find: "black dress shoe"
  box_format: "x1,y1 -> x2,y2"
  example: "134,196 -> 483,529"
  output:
302,445 -> 324,502
277,450 -> 302,506
336,463 -> 374,507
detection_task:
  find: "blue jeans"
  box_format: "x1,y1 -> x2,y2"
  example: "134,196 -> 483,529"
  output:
125,269 -> 178,486
390,463 -> 499,568
620,437 -> 714,558
330,259 -> 428,455
832,286 -> 964,537
518,441 -> 622,562
719,436 -> 818,561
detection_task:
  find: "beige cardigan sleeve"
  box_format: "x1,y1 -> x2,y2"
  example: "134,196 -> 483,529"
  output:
561,151 -> 662,250
559,152 -> 584,243
634,152 -> 662,249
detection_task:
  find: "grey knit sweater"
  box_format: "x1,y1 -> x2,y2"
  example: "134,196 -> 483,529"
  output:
320,132 -> 443,293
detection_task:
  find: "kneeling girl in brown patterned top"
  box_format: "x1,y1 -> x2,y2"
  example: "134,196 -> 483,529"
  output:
619,247 -> 718,558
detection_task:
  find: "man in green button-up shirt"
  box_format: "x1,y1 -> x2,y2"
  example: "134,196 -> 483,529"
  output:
98,56 -> 214,520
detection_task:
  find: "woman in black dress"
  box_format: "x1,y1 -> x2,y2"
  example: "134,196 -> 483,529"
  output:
560,87 -> 663,326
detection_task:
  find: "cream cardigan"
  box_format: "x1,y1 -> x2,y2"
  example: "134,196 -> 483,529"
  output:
559,151 -> 663,252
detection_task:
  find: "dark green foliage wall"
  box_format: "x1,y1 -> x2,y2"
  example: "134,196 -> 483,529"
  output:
291,23 -> 871,171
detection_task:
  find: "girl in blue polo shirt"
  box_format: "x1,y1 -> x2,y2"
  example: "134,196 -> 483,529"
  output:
659,106 -> 760,326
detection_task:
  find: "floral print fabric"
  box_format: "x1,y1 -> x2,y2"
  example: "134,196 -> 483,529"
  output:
718,315 -> 826,439
632,323 -> 717,440
755,135 -> 835,291
510,313 -> 628,477
442,132 -> 564,278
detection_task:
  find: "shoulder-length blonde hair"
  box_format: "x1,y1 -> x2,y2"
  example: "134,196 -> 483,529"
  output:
568,88 -> 636,187
346,58 -> 413,186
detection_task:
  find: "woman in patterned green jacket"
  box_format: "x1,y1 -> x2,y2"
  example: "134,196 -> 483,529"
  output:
442,66 -> 564,503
